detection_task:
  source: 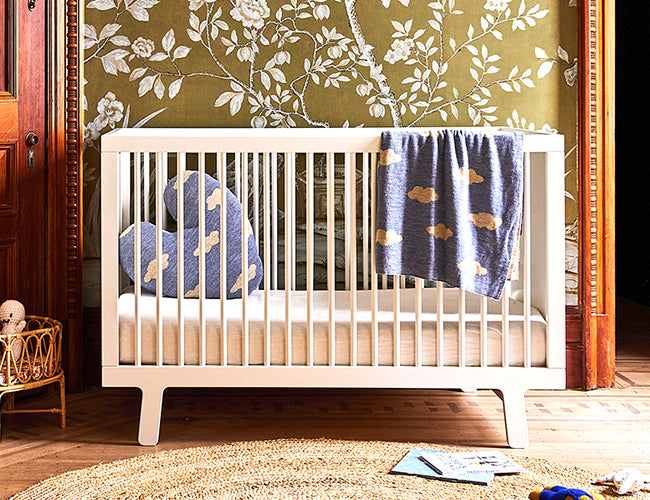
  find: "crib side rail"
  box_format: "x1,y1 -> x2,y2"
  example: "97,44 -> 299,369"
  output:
101,128 -> 565,372
101,151 -> 122,367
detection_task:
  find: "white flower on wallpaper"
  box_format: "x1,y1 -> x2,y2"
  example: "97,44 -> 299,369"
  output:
484,0 -> 512,12
131,37 -> 155,58
230,0 -> 270,29
384,38 -> 414,64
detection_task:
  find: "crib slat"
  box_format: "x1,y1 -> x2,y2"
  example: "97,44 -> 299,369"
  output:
253,153 -> 260,244
414,278 -> 422,367
393,276 -> 400,367
263,152 -> 271,366
502,281 -> 511,367
290,153 -> 297,291
346,152 -> 357,366
198,153 -> 207,366
458,289 -> 466,367
155,152 -> 166,366
306,153 -> 314,367
220,152 -> 228,366
480,295 -> 488,367
143,153 -> 150,222
370,152 -> 378,366
241,152 -> 249,367
177,152 -> 186,366
235,153 -> 241,200
523,152 -> 532,368
284,151 -> 293,366
344,155 -> 350,292
134,152 -> 142,367
362,153 -> 369,291
272,153 -> 278,291
327,151 -> 335,367
436,281 -> 444,367
119,154 -> 132,293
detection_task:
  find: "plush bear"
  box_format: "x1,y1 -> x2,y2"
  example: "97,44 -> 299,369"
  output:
0,299 -> 26,363
119,171 -> 263,299
529,485 -> 605,500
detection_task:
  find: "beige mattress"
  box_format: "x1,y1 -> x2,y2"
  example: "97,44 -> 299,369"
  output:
118,288 -> 547,367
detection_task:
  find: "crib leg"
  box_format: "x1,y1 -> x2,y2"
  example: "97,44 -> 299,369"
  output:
138,385 -> 164,446
494,388 -> 529,449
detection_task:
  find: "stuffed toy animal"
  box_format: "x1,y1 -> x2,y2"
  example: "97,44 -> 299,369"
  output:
0,299 -> 26,335
593,467 -> 650,495
0,299 -> 26,362
529,485 -> 605,500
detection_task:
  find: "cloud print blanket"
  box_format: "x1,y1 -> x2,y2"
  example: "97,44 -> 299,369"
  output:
375,129 -> 524,300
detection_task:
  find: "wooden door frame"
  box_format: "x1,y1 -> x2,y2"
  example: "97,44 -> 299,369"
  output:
50,0 -> 83,392
57,0 -> 614,390
568,0 -> 615,389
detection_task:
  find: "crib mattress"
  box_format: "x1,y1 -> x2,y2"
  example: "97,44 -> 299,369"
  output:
118,288 -> 547,367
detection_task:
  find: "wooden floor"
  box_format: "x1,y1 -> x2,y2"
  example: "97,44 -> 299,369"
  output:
1,298 -> 649,499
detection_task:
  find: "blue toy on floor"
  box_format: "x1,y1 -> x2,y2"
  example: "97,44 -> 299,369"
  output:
528,485 -> 604,500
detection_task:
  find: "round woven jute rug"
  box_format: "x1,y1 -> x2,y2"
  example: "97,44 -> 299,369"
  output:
11,438 -> 641,499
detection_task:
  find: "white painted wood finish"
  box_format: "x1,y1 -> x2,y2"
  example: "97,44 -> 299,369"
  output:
101,128 -> 565,448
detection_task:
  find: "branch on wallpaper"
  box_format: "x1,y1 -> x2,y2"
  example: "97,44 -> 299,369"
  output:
344,0 -> 403,127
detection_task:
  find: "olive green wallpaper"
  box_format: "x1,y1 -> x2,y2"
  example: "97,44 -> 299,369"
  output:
83,0 -> 578,262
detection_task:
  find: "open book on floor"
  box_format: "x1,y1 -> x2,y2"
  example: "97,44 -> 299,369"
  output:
390,448 -> 494,486
419,450 -> 524,476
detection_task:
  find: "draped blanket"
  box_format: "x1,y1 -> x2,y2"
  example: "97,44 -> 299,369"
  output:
375,129 -> 524,300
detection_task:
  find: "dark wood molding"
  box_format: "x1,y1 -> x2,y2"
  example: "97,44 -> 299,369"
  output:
577,0 -> 615,389
46,0 -> 83,392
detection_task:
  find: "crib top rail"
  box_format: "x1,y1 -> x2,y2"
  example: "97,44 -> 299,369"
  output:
101,127 -> 564,154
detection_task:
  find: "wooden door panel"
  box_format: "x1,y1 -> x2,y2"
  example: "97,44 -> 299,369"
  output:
0,238 -> 17,299
0,143 -> 16,213
0,99 -> 17,138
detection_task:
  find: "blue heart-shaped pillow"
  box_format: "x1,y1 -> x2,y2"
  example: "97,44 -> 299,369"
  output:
119,171 -> 263,298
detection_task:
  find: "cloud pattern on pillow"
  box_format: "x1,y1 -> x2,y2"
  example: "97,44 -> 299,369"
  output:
119,171 -> 263,299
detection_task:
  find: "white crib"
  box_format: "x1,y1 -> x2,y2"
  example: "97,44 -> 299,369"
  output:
101,127 -> 566,448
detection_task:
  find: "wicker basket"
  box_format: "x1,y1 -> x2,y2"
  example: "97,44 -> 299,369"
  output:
1,316 -> 63,387
0,316 -> 66,436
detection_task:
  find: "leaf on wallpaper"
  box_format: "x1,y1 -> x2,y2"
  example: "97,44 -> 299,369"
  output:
173,46 -> 191,59
139,75 -> 155,96
153,76 -> 165,99
121,104 -> 130,127
86,0 -> 116,11
127,0 -> 160,22
101,49 -> 130,75
162,29 -> 176,53
132,107 -> 168,128
130,67 -> 147,81
99,23 -> 121,40
168,78 -> 183,99
537,60 -> 554,78
111,35 -> 131,47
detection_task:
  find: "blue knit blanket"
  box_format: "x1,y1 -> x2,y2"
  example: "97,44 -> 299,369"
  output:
375,129 -> 524,300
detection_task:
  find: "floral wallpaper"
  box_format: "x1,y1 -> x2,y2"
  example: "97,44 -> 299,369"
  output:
82,0 -> 578,280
